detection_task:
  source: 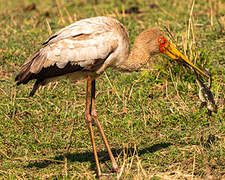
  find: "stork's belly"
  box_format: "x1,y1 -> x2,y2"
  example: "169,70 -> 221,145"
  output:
43,71 -> 99,84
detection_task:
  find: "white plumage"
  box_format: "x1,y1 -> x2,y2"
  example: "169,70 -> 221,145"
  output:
16,17 -> 130,91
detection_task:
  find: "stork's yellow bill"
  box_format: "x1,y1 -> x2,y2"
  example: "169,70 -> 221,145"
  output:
158,36 -> 208,77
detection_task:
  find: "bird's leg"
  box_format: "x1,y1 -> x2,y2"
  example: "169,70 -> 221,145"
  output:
90,80 -> 119,173
85,76 -> 101,178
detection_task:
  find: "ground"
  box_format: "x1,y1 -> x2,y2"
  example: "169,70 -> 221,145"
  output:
0,0 -> 224,179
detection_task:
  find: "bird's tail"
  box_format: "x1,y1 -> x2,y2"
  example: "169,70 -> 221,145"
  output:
15,50 -> 44,96
15,50 -> 40,85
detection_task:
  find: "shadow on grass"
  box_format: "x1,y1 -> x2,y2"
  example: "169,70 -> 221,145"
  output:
25,142 -> 172,172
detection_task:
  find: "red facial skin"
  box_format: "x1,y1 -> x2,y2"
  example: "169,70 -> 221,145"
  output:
158,36 -> 167,53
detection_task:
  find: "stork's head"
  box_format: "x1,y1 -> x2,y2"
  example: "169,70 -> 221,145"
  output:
136,28 -> 208,77
158,35 -> 208,77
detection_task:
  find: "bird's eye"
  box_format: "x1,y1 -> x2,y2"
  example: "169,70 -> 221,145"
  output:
158,36 -> 166,44
159,38 -> 164,43
158,36 -> 167,53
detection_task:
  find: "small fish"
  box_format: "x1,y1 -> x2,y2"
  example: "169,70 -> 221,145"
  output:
193,68 -> 217,116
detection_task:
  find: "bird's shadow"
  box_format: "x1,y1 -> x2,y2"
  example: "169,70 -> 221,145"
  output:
25,142 -> 172,172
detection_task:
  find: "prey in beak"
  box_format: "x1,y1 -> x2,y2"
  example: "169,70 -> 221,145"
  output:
193,68 -> 217,116
158,36 -> 209,78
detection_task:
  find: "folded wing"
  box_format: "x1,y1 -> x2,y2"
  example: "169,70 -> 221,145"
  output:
15,17 -> 118,85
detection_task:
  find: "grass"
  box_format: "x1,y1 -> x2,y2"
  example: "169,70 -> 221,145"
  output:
0,0 -> 225,179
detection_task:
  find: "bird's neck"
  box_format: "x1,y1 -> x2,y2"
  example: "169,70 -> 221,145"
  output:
117,46 -> 151,71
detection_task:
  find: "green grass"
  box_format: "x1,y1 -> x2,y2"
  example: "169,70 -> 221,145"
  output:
0,0 -> 225,179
